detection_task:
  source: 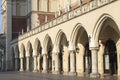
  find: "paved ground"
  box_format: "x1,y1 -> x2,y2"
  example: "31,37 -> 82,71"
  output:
0,71 -> 119,80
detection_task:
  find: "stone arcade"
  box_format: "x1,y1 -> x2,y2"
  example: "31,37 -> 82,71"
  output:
2,0 -> 120,78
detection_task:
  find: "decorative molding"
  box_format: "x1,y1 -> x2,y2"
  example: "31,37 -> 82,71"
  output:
15,0 -> 116,41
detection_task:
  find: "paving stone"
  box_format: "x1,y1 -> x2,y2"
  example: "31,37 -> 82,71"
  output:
0,72 -> 118,80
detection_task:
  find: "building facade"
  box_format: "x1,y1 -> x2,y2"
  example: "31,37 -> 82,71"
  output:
2,0 -> 120,77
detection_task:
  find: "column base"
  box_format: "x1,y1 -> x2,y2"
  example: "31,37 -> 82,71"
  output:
63,71 -> 69,75
20,69 -> 24,72
53,71 -> 60,74
77,73 -> 84,77
33,69 -> 38,72
42,70 -> 48,73
99,74 -> 104,79
26,69 -> 30,72
90,73 -> 100,78
69,72 -> 77,76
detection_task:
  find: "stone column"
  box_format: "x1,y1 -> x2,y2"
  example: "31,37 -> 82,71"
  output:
42,54 -> 47,73
37,54 -> 41,71
33,56 -> 37,72
68,42 -> 76,75
69,50 -> 76,75
76,44 -> 85,76
90,47 -> 99,77
20,58 -> 24,71
26,57 -> 30,71
98,43 -> 105,77
116,40 -> 120,76
55,53 -> 60,74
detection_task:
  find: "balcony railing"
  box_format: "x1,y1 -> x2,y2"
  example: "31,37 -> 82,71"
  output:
18,0 -> 116,41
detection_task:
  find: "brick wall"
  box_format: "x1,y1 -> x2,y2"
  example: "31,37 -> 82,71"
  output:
12,16 -> 27,39
37,12 -> 55,25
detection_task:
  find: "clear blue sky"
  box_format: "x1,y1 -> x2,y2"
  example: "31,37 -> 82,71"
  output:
0,0 -> 2,33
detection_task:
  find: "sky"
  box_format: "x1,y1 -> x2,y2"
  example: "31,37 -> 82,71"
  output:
0,0 -> 2,33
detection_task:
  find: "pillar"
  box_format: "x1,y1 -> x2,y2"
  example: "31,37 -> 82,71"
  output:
90,47 -> 99,77
26,56 -> 30,71
55,53 -> 60,74
37,54 -> 41,71
68,42 -> 76,75
52,53 -> 55,72
6,0 -> 12,70
42,54 -> 47,73
116,40 -> 120,76
33,56 -> 37,72
20,58 -> 24,71
69,50 -> 76,75
76,43 -> 85,76
98,43 -> 105,77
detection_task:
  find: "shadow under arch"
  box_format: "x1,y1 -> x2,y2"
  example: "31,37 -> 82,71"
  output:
93,14 -> 120,41
55,29 -> 69,73
26,41 -> 34,71
43,34 -> 53,72
93,14 -> 120,76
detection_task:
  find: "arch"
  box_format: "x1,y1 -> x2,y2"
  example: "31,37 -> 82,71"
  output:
34,38 -> 41,50
43,34 -> 53,52
43,34 -> 53,72
70,23 -> 89,46
70,24 -> 90,74
55,29 -> 69,72
26,41 -> 34,71
33,38 -> 42,54
93,14 -> 120,41
19,43 -> 25,54
26,41 -> 33,52
55,29 -> 68,49
94,14 -> 120,76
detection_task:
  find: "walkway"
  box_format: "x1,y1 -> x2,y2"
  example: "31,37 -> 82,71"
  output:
0,72 -> 118,80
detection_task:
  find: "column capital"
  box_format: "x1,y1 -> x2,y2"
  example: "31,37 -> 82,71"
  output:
53,44 -> 59,53
69,49 -> 76,54
33,49 -> 38,56
42,53 -> 47,56
26,51 -> 30,57
90,47 -> 99,51
89,38 -> 99,49
68,41 -> 75,51
19,52 -> 24,58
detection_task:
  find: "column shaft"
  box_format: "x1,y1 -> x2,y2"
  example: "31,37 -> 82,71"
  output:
37,55 -> 40,71
55,54 -> 59,72
33,56 -> 37,72
26,57 -> 30,71
69,50 -> 76,75
20,58 -> 24,71
42,54 -> 47,73
91,49 -> 97,73
90,48 -> 99,77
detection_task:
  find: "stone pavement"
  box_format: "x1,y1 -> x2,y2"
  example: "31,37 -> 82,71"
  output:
0,72 -> 119,80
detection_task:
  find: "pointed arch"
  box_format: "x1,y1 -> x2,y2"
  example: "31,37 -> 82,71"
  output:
70,23 -> 89,46
43,34 -> 53,51
26,41 -> 33,52
19,43 -> 25,54
34,38 -> 40,49
55,29 -> 68,47
93,14 -> 120,41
